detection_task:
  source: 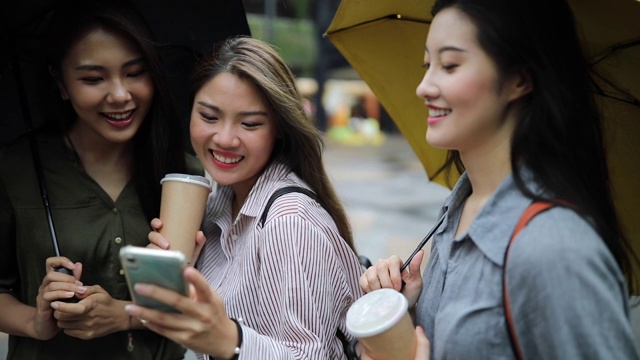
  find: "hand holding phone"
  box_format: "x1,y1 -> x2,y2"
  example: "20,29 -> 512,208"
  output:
119,246 -> 188,313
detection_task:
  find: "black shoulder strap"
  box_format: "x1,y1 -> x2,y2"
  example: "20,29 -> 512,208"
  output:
258,186 -> 319,227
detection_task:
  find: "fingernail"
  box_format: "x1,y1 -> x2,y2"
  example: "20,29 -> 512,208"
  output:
134,283 -> 150,294
125,304 -> 139,315
162,241 -> 169,249
75,280 -> 84,286
51,302 -> 59,309
76,286 -> 87,293
65,291 -> 75,297
67,262 -> 76,269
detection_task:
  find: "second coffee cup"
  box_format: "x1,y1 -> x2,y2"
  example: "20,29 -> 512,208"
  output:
346,288 -> 417,360
159,173 -> 211,261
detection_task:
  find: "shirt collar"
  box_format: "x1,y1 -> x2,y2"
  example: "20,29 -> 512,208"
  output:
240,162 -> 291,219
207,161 -> 293,225
443,167 -> 544,266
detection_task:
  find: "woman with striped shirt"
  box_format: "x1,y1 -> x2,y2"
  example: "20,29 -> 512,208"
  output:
126,36 -> 364,359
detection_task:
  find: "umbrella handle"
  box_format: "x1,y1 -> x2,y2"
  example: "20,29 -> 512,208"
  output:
400,212 -> 445,272
400,212 -> 446,289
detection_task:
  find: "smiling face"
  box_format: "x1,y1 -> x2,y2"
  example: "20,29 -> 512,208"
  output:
58,27 -> 153,145
416,7 -> 523,157
190,72 -> 278,199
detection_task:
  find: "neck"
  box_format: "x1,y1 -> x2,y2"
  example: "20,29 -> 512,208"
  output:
65,125 -> 134,201
66,126 -> 133,169
460,139 -> 512,201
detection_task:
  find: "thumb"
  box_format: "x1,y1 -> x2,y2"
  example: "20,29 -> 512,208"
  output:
414,326 -> 431,360
191,231 -> 206,265
150,218 -> 163,231
184,267 -> 216,303
73,262 -> 83,280
407,250 -> 425,278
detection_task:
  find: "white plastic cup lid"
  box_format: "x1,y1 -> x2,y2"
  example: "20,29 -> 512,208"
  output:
346,288 -> 408,338
160,173 -> 211,189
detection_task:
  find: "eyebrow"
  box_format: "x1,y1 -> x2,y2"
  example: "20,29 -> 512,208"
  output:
73,57 -> 145,71
425,45 -> 466,54
196,101 -> 269,117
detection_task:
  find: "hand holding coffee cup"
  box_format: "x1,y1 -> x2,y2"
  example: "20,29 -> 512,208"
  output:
158,174 -> 211,260
346,288 -> 417,360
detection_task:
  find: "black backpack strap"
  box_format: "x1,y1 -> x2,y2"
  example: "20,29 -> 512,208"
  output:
337,329 -> 360,360
258,186 -> 360,359
258,186 -> 319,228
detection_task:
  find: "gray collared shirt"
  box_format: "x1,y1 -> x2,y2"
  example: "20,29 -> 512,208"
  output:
415,170 -> 639,359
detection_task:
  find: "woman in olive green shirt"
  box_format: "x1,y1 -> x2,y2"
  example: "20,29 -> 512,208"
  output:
0,0 -> 201,358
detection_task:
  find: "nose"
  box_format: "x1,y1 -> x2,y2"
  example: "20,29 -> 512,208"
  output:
212,122 -> 240,148
106,80 -> 132,104
416,68 -> 438,100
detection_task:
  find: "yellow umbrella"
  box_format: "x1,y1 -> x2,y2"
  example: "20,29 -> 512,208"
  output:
325,0 -> 448,186
326,0 -> 640,286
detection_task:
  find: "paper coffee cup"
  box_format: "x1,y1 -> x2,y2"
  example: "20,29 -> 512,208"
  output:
159,174 -> 211,260
346,288 -> 417,360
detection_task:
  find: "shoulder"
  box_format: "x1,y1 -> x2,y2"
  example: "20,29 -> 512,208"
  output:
508,205 -> 625,289
0,135 -> 55,177
512,206 -> 608,261
505,207 -> 636,358
262,189 -> 330,229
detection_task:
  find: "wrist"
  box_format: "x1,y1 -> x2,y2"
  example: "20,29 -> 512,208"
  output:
225,318 -> 242,360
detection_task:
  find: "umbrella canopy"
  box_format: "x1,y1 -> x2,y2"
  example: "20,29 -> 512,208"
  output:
326,0 -> 640,281
571,1 -> 640,280
325,0 -> 447,186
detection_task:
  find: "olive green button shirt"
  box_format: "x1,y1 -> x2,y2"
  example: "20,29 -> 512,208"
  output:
0,134 -> 200,359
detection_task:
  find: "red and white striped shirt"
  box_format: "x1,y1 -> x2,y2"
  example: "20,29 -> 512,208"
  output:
197,162 -> 364,359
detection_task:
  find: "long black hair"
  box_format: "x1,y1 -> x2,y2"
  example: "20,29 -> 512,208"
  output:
40,0 -> 188,220
431,0 -> 638,292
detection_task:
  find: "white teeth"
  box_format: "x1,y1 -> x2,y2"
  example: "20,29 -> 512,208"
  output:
104,111 -> 133,120
213,152 -> 242,164
429,108 -> 451,117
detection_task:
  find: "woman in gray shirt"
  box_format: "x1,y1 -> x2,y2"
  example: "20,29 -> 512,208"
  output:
360,0 -> 640,359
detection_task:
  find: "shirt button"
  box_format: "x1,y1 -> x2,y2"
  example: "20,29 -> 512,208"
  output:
115,237 -> 122,244
112,208 -> 118,214
231,234 -> 238,241
119,269 -> 125,275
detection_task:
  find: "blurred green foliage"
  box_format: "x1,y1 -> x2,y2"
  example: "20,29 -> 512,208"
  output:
246,14 -> 318,77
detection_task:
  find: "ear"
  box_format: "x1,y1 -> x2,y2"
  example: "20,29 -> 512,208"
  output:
58,85 -> 69,101
49,66 -> 69,100
506,68 -> 533,102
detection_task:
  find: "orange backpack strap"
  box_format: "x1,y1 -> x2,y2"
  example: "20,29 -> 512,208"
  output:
503,201 -> 555,360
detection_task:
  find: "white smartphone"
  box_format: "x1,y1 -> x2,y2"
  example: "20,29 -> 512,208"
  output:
119,246 -> 188,313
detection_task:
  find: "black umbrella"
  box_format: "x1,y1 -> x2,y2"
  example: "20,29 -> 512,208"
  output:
2,0 -> 251,145
1,0 -> 250,261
